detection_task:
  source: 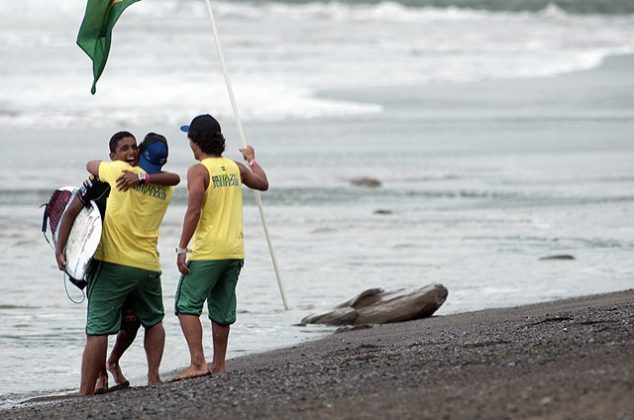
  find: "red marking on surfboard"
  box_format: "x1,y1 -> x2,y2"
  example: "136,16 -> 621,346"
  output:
44,189 -> 74,235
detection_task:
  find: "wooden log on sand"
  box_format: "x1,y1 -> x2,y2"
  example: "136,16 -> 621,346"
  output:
301,283 -> 448,326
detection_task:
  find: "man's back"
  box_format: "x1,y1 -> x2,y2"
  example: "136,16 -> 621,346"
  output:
95,160 -> 173,271
190,157 -> 244,261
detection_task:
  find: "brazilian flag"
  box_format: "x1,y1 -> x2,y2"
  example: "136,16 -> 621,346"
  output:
77,0 -> 140,94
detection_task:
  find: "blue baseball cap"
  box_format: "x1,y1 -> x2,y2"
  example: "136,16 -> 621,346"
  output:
180,114 -> 222,138
139,134 -> 168,174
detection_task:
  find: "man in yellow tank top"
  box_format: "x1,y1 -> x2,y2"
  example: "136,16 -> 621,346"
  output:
174,114 -> 269,380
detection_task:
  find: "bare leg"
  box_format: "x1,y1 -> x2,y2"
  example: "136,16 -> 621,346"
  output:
80,335 -> 108,396
107,329 -> 137,385
177,314 -> 210,379
211,321 -> 230,375
144,322 -> 165,386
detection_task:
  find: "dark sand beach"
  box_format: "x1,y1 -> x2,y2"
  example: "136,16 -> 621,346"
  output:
5,289 -> 633,419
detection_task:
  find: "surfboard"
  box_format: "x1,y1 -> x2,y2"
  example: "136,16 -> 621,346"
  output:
63,200 -> 102,280
42,187 -> 102,288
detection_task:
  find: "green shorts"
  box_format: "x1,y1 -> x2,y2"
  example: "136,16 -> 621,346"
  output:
86,261 -> 140,331
174,259 -> 243,325
86,261 -> 164,336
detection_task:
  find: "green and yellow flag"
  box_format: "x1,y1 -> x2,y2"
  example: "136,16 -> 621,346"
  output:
77,0 -> 140,94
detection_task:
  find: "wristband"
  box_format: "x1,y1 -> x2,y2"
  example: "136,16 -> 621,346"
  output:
145,172 -> 151,183
175,247 -> 191,255
248,159 -> 257,167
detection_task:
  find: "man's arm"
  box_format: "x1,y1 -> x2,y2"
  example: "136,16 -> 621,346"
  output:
237,145 -> 269,191
55,196 -> 83,270
176,164 -> 208,275
86,160 -> 102,177
116,170 -> 180,191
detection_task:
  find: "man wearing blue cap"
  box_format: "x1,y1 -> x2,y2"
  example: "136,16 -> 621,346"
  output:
174,114 -> 269,380
78,132 -> 177,395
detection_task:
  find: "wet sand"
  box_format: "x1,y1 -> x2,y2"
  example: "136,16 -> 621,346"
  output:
5,289 -> 633,419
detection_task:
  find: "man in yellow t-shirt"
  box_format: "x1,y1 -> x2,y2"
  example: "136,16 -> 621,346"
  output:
174,114 -> 269,380
80,133 -> 176,395
56,131 -> 178,394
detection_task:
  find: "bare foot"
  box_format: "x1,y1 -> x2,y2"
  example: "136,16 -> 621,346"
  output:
106,360 -> 128,386
176,364 -> 211,381
148,376 -> 163,386
94,373 -> 108,394
211,363 -> 227,376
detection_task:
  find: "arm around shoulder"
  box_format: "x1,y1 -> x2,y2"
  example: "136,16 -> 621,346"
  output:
149,171 -> 180,186
86,160 -> 102,177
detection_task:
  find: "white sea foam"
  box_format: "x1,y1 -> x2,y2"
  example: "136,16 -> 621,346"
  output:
0,0 -> 633,127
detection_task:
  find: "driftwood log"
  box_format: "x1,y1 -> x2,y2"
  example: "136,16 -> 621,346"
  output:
538,254 -> 575,260
301,283 -> 448,326
350,177 -> 381,187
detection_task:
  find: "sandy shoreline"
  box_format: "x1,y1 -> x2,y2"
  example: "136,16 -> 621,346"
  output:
5,289 -> 633,419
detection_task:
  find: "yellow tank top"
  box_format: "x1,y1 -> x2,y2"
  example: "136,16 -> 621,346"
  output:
190,157 -> 244,260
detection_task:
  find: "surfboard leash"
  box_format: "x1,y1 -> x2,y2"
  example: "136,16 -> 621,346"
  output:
63,271 -> 85,304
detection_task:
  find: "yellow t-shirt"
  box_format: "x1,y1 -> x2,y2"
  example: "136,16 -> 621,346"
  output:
190,157 -> 244,260
94,161 -> 174,271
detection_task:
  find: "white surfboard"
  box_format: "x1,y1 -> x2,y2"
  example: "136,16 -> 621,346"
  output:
61,200 -> 102,281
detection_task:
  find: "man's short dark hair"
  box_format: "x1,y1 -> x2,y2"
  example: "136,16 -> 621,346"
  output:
109,131 -> 136,153
190,131 -> 225,156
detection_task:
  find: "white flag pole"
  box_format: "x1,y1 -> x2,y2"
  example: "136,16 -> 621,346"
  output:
202,0 -> 289,310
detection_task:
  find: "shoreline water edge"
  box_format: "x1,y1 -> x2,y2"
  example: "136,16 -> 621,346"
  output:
4,289 -> 633,418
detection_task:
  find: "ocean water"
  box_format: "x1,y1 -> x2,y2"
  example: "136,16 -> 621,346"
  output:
1,0 -> 633,406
